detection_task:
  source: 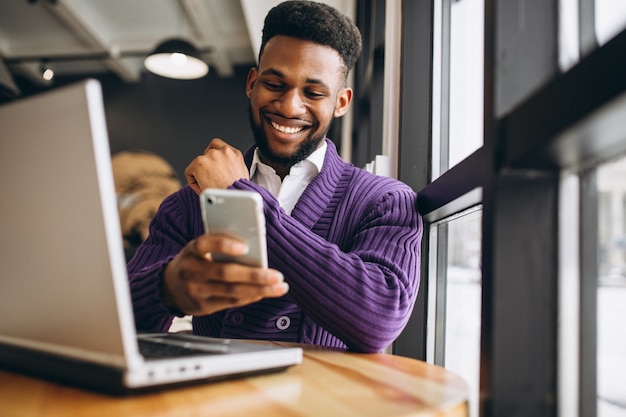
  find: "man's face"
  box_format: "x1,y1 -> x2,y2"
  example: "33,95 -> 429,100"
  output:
246,35 -> 352,170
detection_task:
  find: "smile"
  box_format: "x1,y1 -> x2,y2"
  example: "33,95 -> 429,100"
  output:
270,120 -> 306,134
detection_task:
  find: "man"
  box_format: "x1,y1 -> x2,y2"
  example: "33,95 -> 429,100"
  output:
128,0 -> 422,353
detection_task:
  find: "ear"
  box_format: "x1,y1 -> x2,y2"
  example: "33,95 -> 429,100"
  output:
333,87 -> 353,118
246,67 -> 258,98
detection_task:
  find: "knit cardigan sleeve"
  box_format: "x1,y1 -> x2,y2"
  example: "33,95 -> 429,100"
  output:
127,186 -> 203,332
231,171 -> 422,353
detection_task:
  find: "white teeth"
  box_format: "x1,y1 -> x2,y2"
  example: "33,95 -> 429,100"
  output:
271,120 -> 304,134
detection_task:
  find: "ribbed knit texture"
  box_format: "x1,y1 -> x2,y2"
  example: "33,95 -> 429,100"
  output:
128,140 -> 422,353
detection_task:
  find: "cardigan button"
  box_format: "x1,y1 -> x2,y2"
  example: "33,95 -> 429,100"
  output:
228,311 -> 244,326
276,315 -> 291,330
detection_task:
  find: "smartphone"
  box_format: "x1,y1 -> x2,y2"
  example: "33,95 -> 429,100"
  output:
200,188 -> 268,268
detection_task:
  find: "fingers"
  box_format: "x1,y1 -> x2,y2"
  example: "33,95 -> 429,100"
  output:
163,235 -> 289,316
184,153 -> 212,195
204,138 -> 229,152
193,233 -> 249,259
190,278 -> 289,300
184,138 -> 249,192
202,138 -> 241,157
176,269 -> 289,316
185,167 -> 202,196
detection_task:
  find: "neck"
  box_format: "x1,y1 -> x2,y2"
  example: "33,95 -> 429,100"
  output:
259,155 -> 291,180
272,164 -> 291,181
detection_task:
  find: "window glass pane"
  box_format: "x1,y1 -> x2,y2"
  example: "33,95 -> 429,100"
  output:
445,208 -> 482,417
449,0 -> 483,168
595,0 -> 626,46
428,207 -> 482,417
597,156 -> 626,417
431,0 -> 443,179
558,0 -> 580,71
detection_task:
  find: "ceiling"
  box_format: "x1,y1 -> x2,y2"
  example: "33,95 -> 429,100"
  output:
0,0 -> 354,98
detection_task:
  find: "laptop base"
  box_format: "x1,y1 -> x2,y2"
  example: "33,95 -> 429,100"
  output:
0,341 -> 291,396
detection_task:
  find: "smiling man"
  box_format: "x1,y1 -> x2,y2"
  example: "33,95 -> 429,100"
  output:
246,35 -> 352,178
127,0 -> 423,353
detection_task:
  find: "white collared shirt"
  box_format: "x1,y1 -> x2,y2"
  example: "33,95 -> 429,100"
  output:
250,142 -> 327,215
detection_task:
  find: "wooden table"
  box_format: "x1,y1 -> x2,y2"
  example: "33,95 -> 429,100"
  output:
0,343 -> 469,417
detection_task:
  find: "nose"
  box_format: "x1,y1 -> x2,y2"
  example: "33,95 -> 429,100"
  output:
277,88 -> 306,117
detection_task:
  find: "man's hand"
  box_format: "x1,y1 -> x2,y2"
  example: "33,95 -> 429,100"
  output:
162,233 -> 288,316
184,138 -> 250,195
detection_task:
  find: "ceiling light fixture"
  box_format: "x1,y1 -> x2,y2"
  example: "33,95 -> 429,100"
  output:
144,39 -> 209,80
41,63 -> 54,81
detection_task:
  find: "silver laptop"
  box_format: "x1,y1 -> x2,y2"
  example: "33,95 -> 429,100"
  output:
0,79 -> 302,394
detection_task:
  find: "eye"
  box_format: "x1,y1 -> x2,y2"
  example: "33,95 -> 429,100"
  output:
263,81 -> 283,91
305,89 -> 326,99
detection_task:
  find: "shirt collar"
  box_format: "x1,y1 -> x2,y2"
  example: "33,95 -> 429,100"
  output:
249,140 -> 327,177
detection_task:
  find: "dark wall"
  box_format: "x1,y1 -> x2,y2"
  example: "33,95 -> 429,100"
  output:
10,59 -> 347,181
60,65 -> 254,181
352,0 -> 385,169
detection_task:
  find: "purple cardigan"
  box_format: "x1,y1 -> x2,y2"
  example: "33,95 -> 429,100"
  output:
127,140 -> 422,353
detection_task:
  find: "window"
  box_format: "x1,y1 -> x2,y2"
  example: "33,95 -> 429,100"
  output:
428,1 -> 484,414
595,0 -> 626,45
448,0 -> 483,169
596,157 -> 626,417
427,207 -> 482,417
432,0 -> 484,179
398,0 -> 626,416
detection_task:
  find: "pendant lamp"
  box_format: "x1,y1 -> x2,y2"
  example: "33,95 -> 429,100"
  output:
144,39 -> 209,80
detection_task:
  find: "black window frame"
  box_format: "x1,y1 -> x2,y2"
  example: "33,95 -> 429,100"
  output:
393,0 -> 626,416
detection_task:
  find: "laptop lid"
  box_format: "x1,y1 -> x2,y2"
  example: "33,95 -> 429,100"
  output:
0,80 -> 302,393
0,80 -> 141,368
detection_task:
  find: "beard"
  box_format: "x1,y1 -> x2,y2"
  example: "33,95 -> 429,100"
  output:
248,105 -> 331,167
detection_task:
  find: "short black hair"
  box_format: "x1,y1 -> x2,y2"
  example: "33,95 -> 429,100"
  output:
259,0 -> 363,78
